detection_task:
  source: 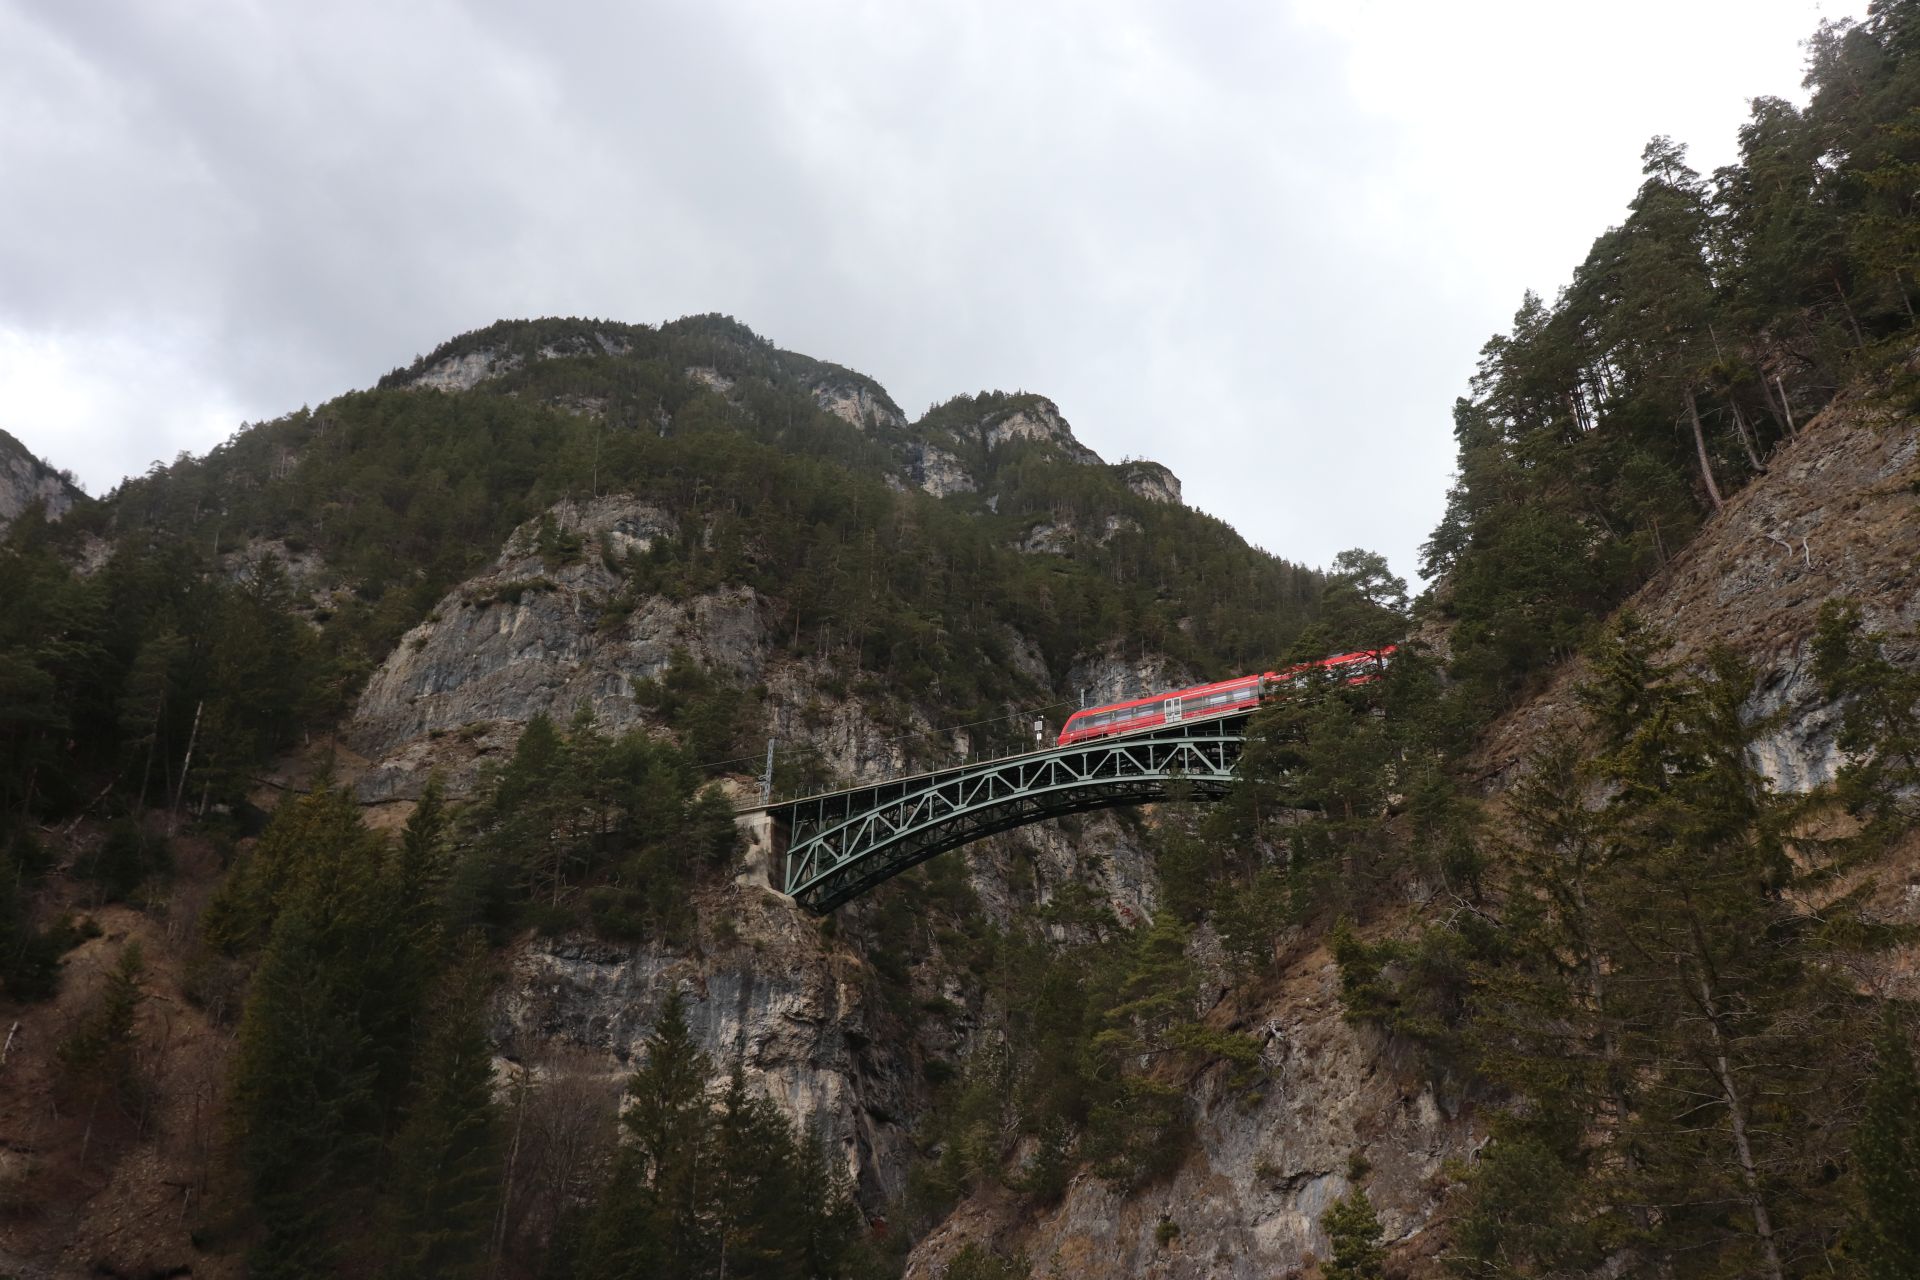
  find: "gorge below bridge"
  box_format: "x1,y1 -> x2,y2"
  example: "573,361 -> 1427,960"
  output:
739,708 -> 1253,912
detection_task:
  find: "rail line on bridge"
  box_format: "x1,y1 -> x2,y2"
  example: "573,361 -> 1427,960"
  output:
747,709 -> 1253,913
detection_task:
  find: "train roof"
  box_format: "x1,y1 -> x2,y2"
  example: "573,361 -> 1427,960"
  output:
1062,646 -> 1395,722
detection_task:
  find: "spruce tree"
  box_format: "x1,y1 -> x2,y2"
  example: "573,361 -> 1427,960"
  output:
579,988 -> 710,1280
711,1064 -> 802,1279
1322,1185 -> 1385,1280
228,786 -> 428,1278
379,944 -> 502,1280
1855,1012 -> 1920,1279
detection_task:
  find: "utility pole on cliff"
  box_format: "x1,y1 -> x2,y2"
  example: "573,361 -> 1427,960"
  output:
760,738 -> 775,804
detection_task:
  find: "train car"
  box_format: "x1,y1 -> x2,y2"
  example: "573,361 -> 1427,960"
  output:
1055,645 -> 1395,746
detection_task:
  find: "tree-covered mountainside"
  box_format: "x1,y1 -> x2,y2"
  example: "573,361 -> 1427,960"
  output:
2,5 -> 1918,1278
0,307 -> 1332,1276
78,313 -> 1315,768
1427,1 -> 1920,708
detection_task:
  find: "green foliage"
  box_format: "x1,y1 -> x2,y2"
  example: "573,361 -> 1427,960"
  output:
630,646 -> 759,764
1445,1124 -> 1606,1278
449,711 -> 739,945
1854,1011 -> 1920,1279
577,988 -> 867,1280
0,843 -> 79,1001
1813,600 -> 1920,845
203,785 -> 378,957
1429,619 -> 1884,1277
225,786 -> 444,1277
1322,1185 -> 1385,1280
102,312 -> 1322,778
72,818 -> 170,903
1427,3 -> 1920,707
378,943 -> 502,1280
943,1243 -> 1027,1280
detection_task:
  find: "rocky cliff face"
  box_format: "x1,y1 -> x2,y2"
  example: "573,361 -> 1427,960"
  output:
1471,368 -> 1920,796
1120,460 -> 1183,506
346,492 -> 980,803
813,375 -> 908,433
492,886 -> 922,1204
893,361 -> 1920,1276
0,427 -> 83,533
8,313 -> 1911,1279
909,948 -> 1467,1278
332,485 -> 1466,1277
335,477 -> 1224,1224
258,318 -> 1920,1278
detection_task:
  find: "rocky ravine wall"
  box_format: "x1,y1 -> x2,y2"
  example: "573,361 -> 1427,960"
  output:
340,493 -> 1197,1206
0,429 -> 81,533
903,364 -> 1920,1275
337,485 -> 1482,1273
906,942 -> 1469,1280
1472,362 -> 1920,794
329,371 -> 1917,1276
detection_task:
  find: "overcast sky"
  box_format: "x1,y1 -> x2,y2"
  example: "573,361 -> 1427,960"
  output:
0,0 -> 1861,583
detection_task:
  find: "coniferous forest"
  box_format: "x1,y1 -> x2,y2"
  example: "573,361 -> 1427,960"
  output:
2,4 -> 1919,1278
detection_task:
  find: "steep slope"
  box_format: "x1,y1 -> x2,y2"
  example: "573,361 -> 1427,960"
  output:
0,427 -> 85,533
1472,356 -> 1920,793
0,314 -> 1333,1278
903,352 -> 1920,1277
1,323 -> 1913,1280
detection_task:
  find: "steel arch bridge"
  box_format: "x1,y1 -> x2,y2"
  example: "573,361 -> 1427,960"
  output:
757,710 -> 1253,913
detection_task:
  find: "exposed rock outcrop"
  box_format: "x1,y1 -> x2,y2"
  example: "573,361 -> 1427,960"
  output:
1120,460 -> 1183,505
347,496 -> 747,801
908,949 -> 1469,1279
906,443 -> 977,497
494,892 -> 920,1204
1472,377 -> 1920,795
982,402 -> 1100,464
411,346 -> 522,392
0,428 -> 83,532
813,376 -> 907,432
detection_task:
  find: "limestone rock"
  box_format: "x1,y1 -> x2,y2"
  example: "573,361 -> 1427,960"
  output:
346,495 -> 756,801
1470,381 -> 1920,795
1120,460 -> 1183,505
906,948 -> 1470,1279
0,428 -> 82,533
813,376 -> 907,432
494,900 -> 920,1204
906,443 -> 977,497
410,346 -> 522,391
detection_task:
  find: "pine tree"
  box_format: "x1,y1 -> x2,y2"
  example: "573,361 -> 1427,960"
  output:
379,944 -> 502,1280
228,787 -> 428,1278
1578,628 -> 1857,1278
710,1063 -> 802,1279
1321,1185 -> 1385,1280
579,988 -> 710,1280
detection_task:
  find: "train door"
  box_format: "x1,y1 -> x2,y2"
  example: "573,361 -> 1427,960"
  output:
1164,696 -> 1183,723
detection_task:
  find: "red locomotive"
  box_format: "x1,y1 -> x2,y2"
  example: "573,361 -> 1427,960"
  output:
1054,646 -> 1396,746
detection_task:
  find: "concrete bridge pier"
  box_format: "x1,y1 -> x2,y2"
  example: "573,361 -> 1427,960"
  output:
733,807 -> 789,897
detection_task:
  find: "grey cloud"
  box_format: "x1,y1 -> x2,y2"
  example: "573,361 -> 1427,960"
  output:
4,0 -> 1832,581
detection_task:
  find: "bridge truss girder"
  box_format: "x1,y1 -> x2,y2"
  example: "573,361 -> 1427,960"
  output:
774,712 -> 1250,912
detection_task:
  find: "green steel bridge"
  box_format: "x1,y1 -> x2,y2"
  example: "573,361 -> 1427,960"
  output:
750,709 -> 1253,913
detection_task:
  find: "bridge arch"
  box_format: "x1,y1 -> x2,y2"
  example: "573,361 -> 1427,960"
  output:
756,710 -> 1252,912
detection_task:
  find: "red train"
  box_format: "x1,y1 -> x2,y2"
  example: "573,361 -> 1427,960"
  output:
1055,646 -> 1396,746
